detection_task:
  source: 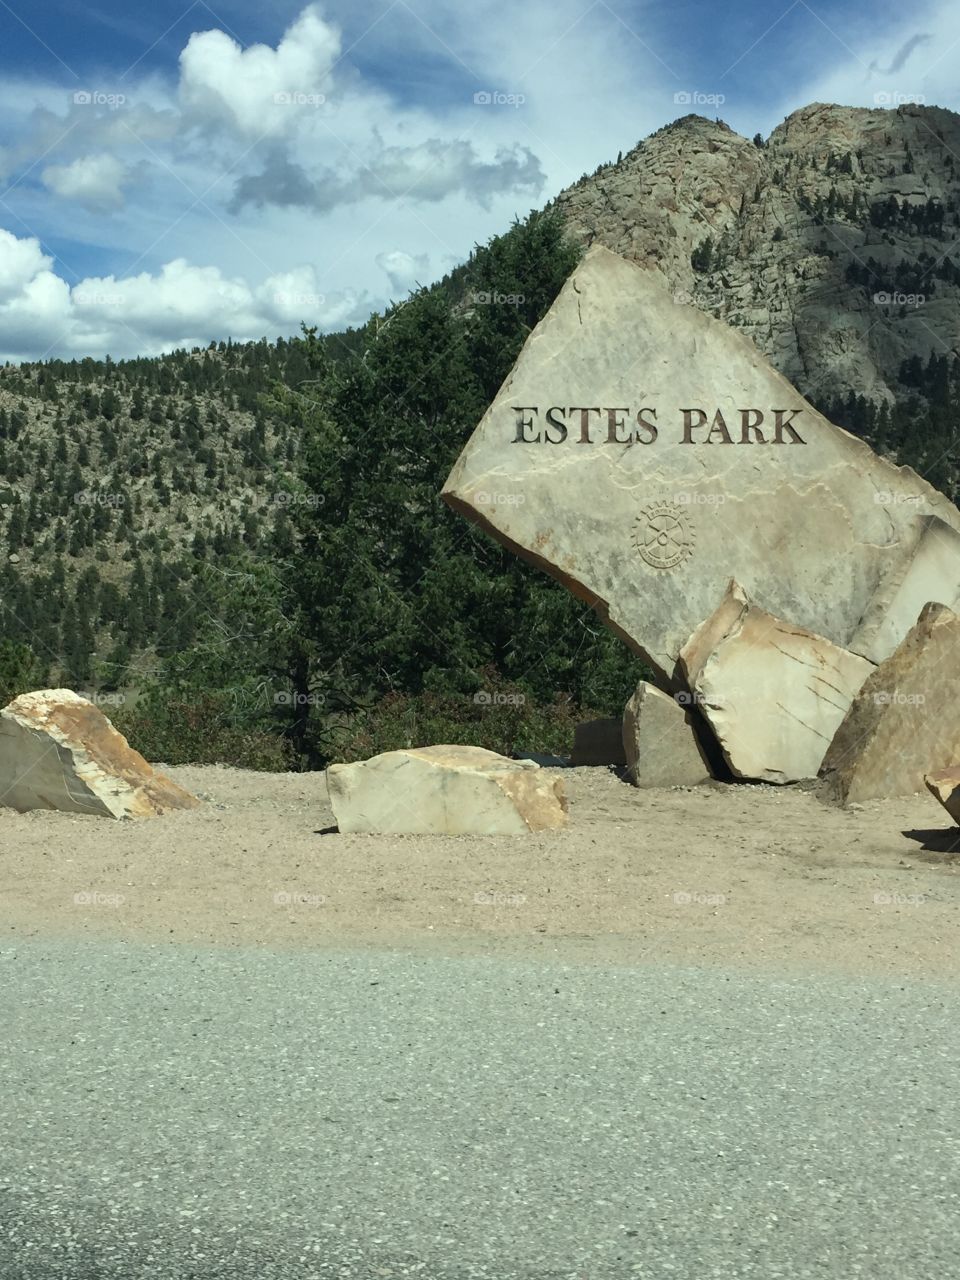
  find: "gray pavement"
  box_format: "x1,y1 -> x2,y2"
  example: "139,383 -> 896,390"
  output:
1,939 -> 959,1279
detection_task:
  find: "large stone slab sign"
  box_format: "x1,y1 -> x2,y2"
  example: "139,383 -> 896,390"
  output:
442,245 -> 960,685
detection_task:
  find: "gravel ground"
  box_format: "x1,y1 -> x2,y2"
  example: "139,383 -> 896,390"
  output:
1,764 -> 958,978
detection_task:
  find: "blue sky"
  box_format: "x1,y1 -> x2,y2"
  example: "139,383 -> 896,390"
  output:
0,0 -> 954,360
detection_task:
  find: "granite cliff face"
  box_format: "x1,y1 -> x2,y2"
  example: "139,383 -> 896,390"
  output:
552,103 -> 960,406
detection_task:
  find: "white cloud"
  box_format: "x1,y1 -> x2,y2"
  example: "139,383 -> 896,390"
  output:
0,228 -> 366,361
0,229 -> 50,302
42,154 -> 130,211
178,3 -> 341,138
376,249 -> 431,294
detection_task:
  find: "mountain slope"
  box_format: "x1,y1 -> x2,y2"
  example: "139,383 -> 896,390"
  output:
553,102 -> 960,405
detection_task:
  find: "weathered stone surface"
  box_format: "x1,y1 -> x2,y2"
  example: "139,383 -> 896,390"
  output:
442,245 -> 960,684
621,681 -> 712,787
679,581 -> 875,784
571,718 -> 626,767
326,745 -> 567,835
0,689 -> 201,818
925,766 -> 960,825
821,603 -> 960,803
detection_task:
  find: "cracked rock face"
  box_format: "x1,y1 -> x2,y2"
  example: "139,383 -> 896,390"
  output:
0,688 -> 202,818
326,745 -> 568,835
442,245 -> 960,683
678,581 -> 874,783
821,603 -> 960,803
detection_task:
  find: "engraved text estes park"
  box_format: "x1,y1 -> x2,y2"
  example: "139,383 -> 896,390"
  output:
510,406 -> 807,445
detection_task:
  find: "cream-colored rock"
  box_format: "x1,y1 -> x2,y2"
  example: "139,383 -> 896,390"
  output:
679,581 -> 875,783
821,603 -> 960,803
326,745 -> 567,835
0,689 -> 201,818
924,766 -> 960,825
622,682 -> 712,787
442,245 -> 960,683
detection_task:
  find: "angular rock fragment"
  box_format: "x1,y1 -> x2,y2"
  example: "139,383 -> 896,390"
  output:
326,744 -> 567,835
679,581 -> 874,783
0,688 -> 201,818
571,718 -> 626,767
442,245 -> 960,682
925,766 -> 960,825
621,681 -> 712,787
821,603 -> 960,803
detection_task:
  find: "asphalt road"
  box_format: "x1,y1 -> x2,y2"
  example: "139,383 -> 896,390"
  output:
2,939 -> 959,1280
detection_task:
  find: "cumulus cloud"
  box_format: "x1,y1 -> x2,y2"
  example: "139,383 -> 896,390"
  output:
179,3 -> 340,138
0,228 -> 365,360
42,154 -> 131,211
0,230 -> 51,303
375,250 -> 431,295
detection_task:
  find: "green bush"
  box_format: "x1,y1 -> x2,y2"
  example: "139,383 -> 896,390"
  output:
111,689 -> 295,771
325,675 -> 603,764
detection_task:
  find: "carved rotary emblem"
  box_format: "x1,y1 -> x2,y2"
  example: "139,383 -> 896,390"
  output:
633,502 -> 694,570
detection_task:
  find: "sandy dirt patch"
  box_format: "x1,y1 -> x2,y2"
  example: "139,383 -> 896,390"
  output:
1,764 -> 958,978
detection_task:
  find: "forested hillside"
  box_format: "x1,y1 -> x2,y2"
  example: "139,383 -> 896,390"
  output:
0,211 -> 645,766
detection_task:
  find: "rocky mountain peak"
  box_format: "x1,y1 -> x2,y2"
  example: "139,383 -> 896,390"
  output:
554,102 -> 960,405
